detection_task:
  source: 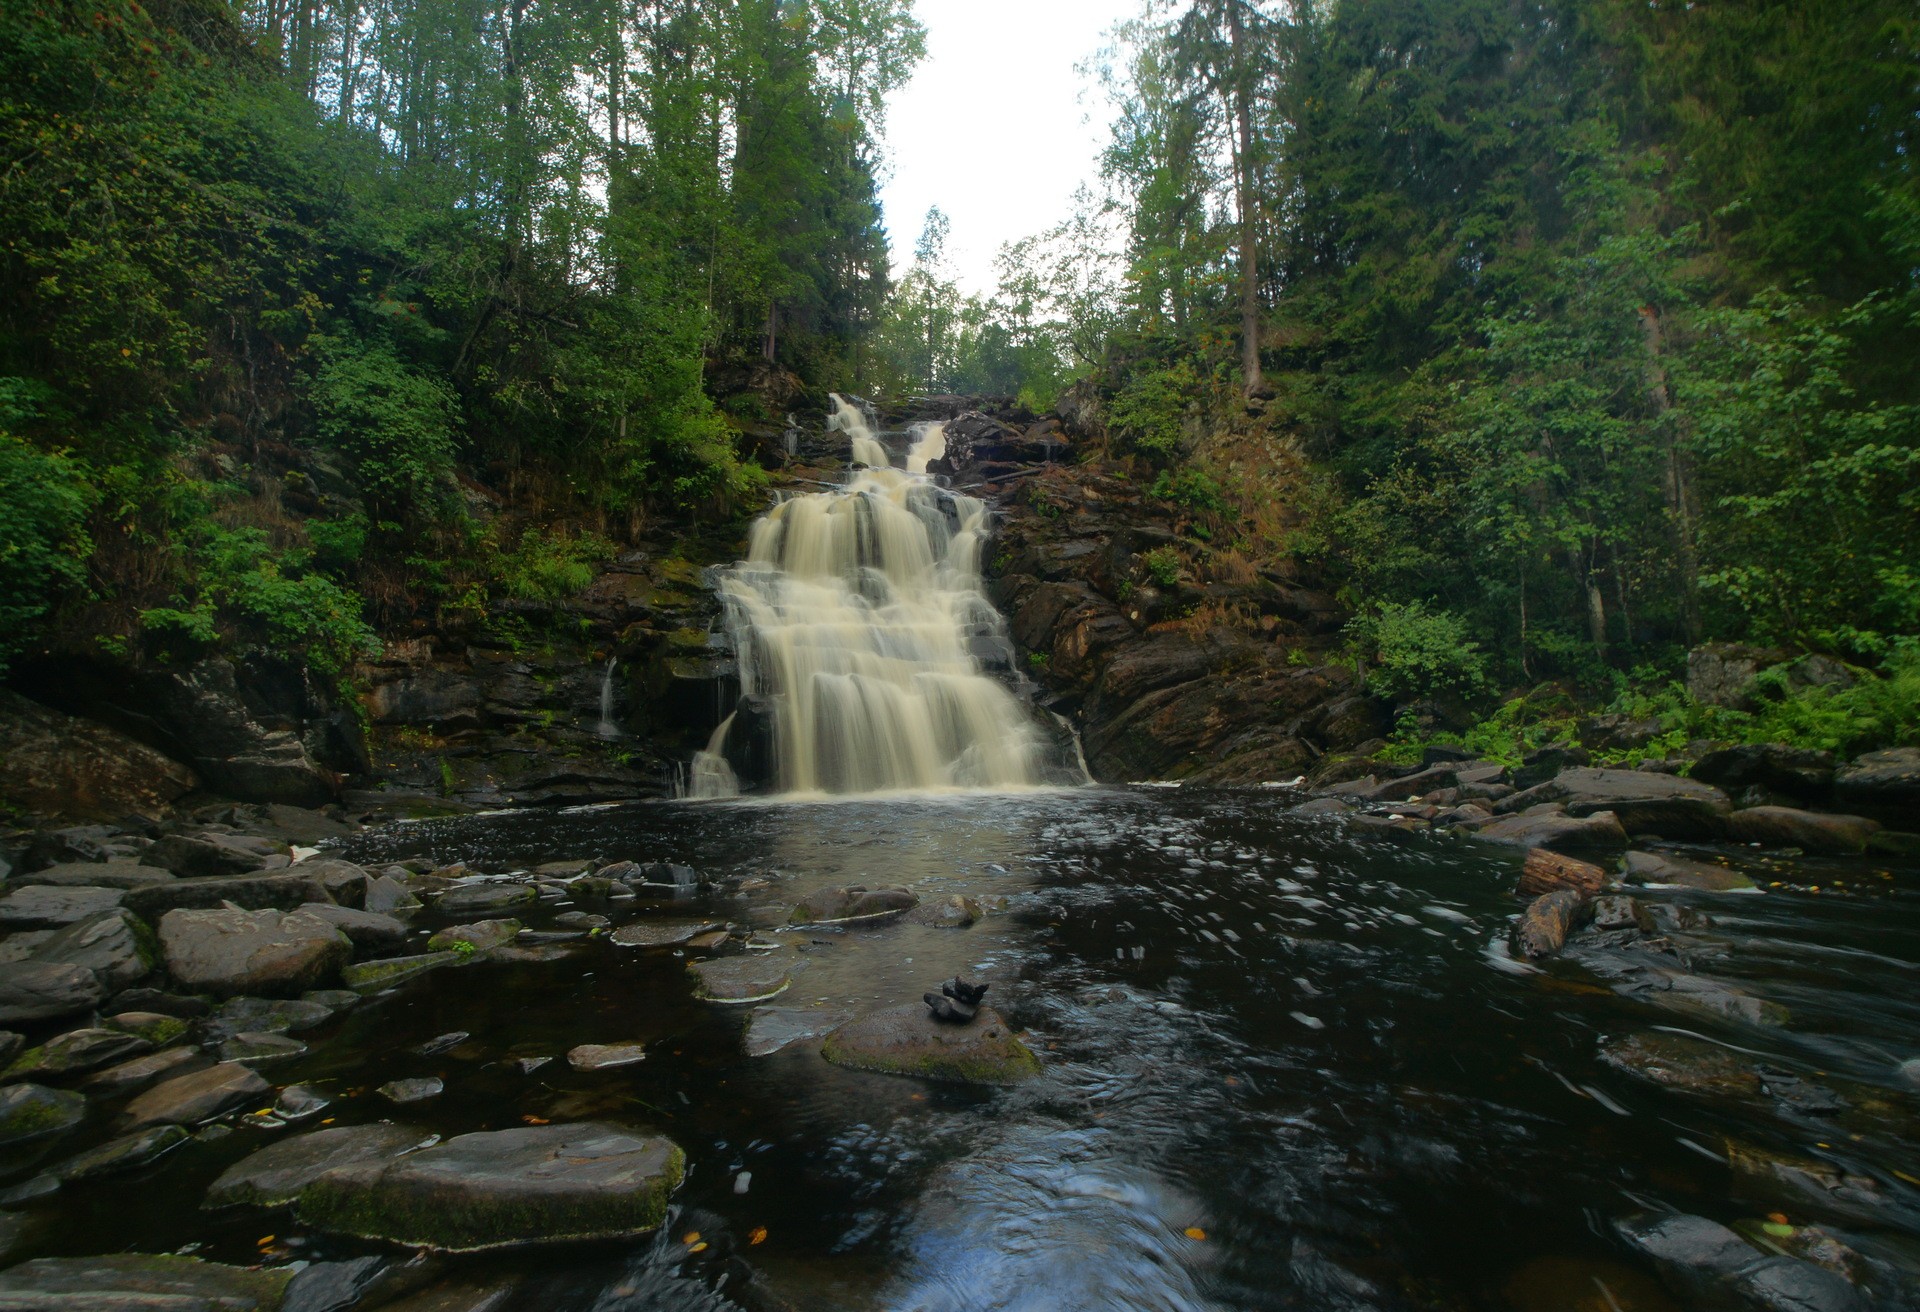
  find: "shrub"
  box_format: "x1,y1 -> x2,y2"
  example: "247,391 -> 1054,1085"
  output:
0,432 -> 95,674
310,336 -> 461,521
1108,361 -> 1198,465
1142,545 -> 1181,587
1346,600 -> 1489,703
1149,467 -> 1228,514
499,527 -> 616,602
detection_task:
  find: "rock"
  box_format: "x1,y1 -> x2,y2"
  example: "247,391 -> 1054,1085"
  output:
788,885 -> 918,925
1622,850 -> 1757,892
342,951 -> 460,993
1512,745 -> 1591,790
287,903 -> 407,951
534,859 -> 593,878
56,1123 -> 189,1180
1725,1140 -> 1890,1223
1499,768 -> 1733,839
28,908 -> 157,992
0,883 -> 126,929
158,906 -> 352,996
434,882 -> 536,916
0,1254 -> 291,1311
1588,895 -> 1655,934
1475,808 -> 1630,852
1616,1210 -> 1757,1274
687,953 -> 797,1003
903,895 -> 983,928
221,1031 -> 308,1066
1290,797 -> 1355,817
15,859 -> 175,889
822,1004 -> 1041,1084
1577,714 -> 1663,753
208,995 -> 336,1038
609,920 -> 723,949
1600,1031 -> 1762,1098
107,986 -> 211,1018
82,1045 -> 210,1096
426,919 -> 523,953
1517,849 -> 1608,899
209,1124 -> 434,1210
1867,830 -> 1920,856
1834,747 -> 1920,818
0,688 -> 200,822
295,1122 -> 685,1252
1687,643 -> 1787,708
4,1027 -> 152,1081
630,862 -> 700,892
1511,889 -> 1588,959
140,831 -> 281,878
292,859 -> 372,909
567,1043 -> 647,1071
412,1031 -> 470,1057
744,1006 -> 852,1058
1647,973 -> 1790,1026
1899,1058 -> 1920,1091
122,1060 -> 270,1128
275,1085 -> 330,1121
126,871 -> 344,917
1725,806 -> 1879,854
378,1077 -> 444,1104
374,1275 -> 523,1312
1692,744 -> 1837,801
0,1083 -> 86,1146
281,1257 -> 395,1312
106,1011 -> 190,1045
136,656 -> 340,806
1612,1210 -> 1868,1311
365,874 -> 425,917
0,960 -> 105,1024
553,911 -> 609,930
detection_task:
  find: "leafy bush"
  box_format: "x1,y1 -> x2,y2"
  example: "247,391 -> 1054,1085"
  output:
1346,601 -> 1489,703
1108,361 -> 1198,465
1150,467 -> 1228,514
310,336 -> 461,521
1142,545 -> 1182,587
0,432 -> 95,673
499,528 -> 616,602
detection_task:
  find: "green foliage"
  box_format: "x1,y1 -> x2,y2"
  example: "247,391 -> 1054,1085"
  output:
310,338 -> 460,522
1150,467 -> 1227,514
1108,362 -> 1199,465
497,528 -> 616,604
1345,601 -> 1488,704
0,431 -> 95,674
1141,546 -> 1182,588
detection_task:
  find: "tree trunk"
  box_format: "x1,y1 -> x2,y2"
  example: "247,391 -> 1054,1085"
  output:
1639,305 -> 1703,645
1567,542 -> 1606,660
1226,0 -> 1263,398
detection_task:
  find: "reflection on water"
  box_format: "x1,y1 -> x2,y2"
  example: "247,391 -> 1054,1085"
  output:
24,788 -> 1918,1311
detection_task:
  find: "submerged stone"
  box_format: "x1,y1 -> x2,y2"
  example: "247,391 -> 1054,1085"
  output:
434,882 -> 536,916
122,1061 -> 270,1128
1600,1031 -> 1762,1098
0,1254 -> 290,1310
295,1122 -> 685,1252
82,1045 -> 210,1097
822,1004 -> 1041,1085
3,1026 -> 152,1081
788,885 -> 918,926
567,1043 -> 647,1071
378,1077 -> 444,1105
744,1006 -> 851,1057
687,953 -> 797,1004
220,1031 -> 308,1066
56,1123 -> 189,1181
342,951 -> 460,993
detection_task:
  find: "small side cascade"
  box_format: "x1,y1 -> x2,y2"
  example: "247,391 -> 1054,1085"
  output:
595,657 -> 621,739
684,403 -> 1084,799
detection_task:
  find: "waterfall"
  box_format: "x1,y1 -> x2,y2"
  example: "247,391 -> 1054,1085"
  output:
686,407 -> 1080,799
596,657 -> 620,739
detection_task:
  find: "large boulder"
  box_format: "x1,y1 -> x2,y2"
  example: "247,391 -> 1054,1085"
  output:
1496,768 -> 1732,840
295,1123 -> 685,1252
14,859 -> 175,890
126,871 -> 345,917
1834,748 -> 1920,819
140,832 -> 284,878
207,1122 -> 425,1208
1725,806 -> 1879,854
788,886 -> 918,925
1686,644 -> 1787,708
0,1082 -> 86,1146
0,1255 -> 290,1310
0,689 -> 200,822
1475,808 -> 1629,852
0,883 -> 126,929
1621,850 -> 1757,893
157,907 -> 352,996
1691,744 -> 1836,802
0,961 -> 106,1024
137,658 -> 339,806
821,1004 -> 1042,1084
28,908 -> 158,991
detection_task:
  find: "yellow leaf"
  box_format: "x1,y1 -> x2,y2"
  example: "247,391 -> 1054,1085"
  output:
749,1227 -> 768,1246
682,1231 -> 701,1246
1184,1227 -> 1207,1241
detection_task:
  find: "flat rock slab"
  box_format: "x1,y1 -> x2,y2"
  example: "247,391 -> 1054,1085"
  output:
221,1032 -> 308,1066
0,1082 -> 85,1147
1725,806 -> 1879,854
568,1043 -> 647,1071
123,1061 -> 270,1129
4,1026 -> 152,1081
744,1006 -> 852,1058
0,1254 -> 291,1310
789,885 -> 918,926
0,960 -> 104,1024
299,902 -> 409,951
1499,768 -> 1732,840
1600,1032 -> 1762,1098
158,907 -> 352,996
1623,850 -> 1757,893
126,872 -> 339,917
56,1123 -> 188,1181
343,951 -> 461,993
822,1005 -> 1041,1085
295,1122 -> 685,1252
434,883 -> 536,916
29,908 -> 157,992
207,1122 -> 425,1208
16,860 -> 176,889
427,919 -> 523,953
1477,809 -> 1629,852
0,884 -> 125,929
687,954 -> 796,1004
610,921 -> 722,949
208,996 -> 336,1039
83,1046 -> 210,1097
379,1077 -> 444,1104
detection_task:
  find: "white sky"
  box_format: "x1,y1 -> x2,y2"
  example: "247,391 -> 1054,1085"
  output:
877,0 -> 1138,297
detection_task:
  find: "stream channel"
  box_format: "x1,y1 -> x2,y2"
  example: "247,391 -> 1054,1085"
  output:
28,786 -> 1920,1311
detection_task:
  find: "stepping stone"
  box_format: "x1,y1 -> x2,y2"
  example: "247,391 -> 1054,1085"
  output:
687,954 -> 796,1004
0,1255 -> 290,1310
295,1122 -> 685,1252
122,1061 -> 270,1129
342,952 -> 460,993
609,921 -> 721,949
427,919 -> 523,953
822,1005 -> 1041,1085
207,1122 -> 424,1208
219,1032 -> 308,1067
4,1027 -> 152,1080
56,1124 -> 188,1181
788,885 -> 917,926
378,1077 -> 444,1105
744,1006 -> 851,1058
434,883 -> 536,915
567,1043 -> 647,1071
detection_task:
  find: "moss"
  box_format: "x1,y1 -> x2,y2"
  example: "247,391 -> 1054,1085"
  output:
341,951 -> 460,993
110,1014 -> 187,1046
666,626 -> 710,652
0,1086 -> 85,1144
820,1021 -> 1042,1086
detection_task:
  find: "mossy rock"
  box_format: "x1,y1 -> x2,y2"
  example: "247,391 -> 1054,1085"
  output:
0,1254 -> 290,1309
666,627 -> 711,652
0,1082 -> 85,1146
822,1005 -> 1042,1086
107,1011 -> 190,1046
295,1122 -> 685,1252
342,951 -> 461,993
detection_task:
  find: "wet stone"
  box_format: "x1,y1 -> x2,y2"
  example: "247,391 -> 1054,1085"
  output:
902,895 -> 983,928
343,951 -> 460,993
567,1042 -> 648,1071
426,919 -> 523,953
0,1083 -> 86,1146
207,1122 -> 425,1209
123,1060 -> 270,1129
294,1122 -> 686,1252
209,995 -> 336,1038
610,920 -> 723,949
1588,895 -> 1654,934
299,902 -> 410,951
4,1026 -> 152,1081
0,883 -> 126,930
82,1045 -> 210,1097
789,885 -> 918,926
56,1123 -> 189,1181
106,1011 -> 191,1045
1600,1031 -> 1762,1098
220,1031 -> 308,1066
822,1004 -> 1042,1085
687,953 -> 797,1004
684,930 -> 730,950
0,961 -> 106,1025
275,1085 -> 331,1121
379,1077 -> 444,1105
282,1256 -> 393,1312
744,1006 -> 852,1058
0,1254 -> 291,1311
28,907 -> 157,992
553,911 -> 609,931
413,1031 -> 470,1057
1622,850 -> 1757,893
158,906 -> 353,997
434,882 -> 536,916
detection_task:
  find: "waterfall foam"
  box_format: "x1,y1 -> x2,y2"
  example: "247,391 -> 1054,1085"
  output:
686,405 -> 1081,799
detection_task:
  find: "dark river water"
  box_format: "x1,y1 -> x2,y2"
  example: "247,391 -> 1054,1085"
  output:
31,786 -> 1920,1310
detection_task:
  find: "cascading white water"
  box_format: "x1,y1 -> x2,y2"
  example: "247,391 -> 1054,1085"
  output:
595,657 -> 620,739
686,405 -> 1073,799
